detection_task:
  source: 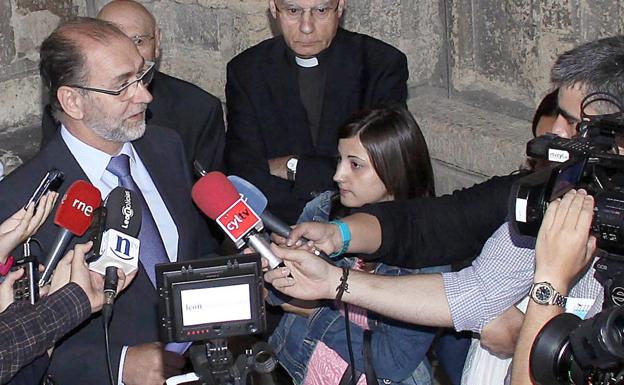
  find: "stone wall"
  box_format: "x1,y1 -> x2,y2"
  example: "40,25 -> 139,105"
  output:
1,0 -> 623,193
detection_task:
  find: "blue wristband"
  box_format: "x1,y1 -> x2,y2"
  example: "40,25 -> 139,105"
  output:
329,220 -> 351,258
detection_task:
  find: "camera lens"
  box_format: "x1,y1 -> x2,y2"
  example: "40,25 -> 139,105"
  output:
530,313 -> 582,385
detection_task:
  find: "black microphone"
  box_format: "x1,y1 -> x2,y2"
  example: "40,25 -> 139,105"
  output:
89,187 -> 142,309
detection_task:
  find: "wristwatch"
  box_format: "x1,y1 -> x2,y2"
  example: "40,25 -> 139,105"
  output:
530,281 -> 567,308
286,156 -> 299,181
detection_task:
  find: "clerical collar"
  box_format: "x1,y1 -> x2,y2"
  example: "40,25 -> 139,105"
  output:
295,56 -> 319,68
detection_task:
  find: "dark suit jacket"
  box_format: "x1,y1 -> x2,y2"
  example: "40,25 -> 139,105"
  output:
225,28 -> 408,224
0,125 -> 218,385
41,70 -> 226,173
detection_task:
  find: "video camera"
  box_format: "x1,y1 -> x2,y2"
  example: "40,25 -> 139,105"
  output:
510,92 -> 624,385
157,253 -> 275,385
511,92 -> 624,256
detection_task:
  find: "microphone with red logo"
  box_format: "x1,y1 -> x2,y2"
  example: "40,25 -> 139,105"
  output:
192,172 -> 283,268
39,180 -> 102,286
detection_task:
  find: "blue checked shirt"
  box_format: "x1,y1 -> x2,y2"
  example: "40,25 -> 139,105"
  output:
442,222 -> 603,333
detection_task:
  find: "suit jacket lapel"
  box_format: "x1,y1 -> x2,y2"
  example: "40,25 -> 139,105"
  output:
131,130 -> 189,260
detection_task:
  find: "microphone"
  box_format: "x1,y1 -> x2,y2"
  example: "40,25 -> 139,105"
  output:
228,175 -> 333,262
191,172 -> 283,268
89,187 -> 142,305
39,180 -> 102,286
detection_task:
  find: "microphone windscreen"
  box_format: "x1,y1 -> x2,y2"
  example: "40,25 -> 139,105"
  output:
54,180 -> 102,236
192,171 -> 240,220
228,175 -> 268,215
104,187 -> 142,237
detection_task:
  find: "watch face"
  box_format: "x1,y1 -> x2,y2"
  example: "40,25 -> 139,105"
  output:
535,286 -> 552,301
287,158 -> 298,171
535,285 -> 552,302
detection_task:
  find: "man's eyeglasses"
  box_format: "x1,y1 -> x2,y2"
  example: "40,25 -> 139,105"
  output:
68,61 -> 155,101
131,34 -> 154,47
275,2 -> 340,21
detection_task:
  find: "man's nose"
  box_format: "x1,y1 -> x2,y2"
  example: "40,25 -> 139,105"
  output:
299,10 -> 314,34
133,81 -> 153,104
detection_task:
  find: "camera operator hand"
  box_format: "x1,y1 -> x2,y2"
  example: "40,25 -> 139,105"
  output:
511,189 -> 596,385
0,192 -> 57,262
532,189 -> 596,292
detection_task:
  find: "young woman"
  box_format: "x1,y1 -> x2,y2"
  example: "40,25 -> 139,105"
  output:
267,106 -> 448,385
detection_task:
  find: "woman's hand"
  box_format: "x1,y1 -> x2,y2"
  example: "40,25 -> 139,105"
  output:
272,221 -> 342,256
0,192 -> 58,261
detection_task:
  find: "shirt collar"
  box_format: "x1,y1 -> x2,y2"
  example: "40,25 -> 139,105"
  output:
60,125 -> 136,183
295,56 -> 319,68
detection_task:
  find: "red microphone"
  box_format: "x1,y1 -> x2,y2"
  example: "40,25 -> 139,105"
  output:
39,180 -> 102,286
192,172 -> 283,268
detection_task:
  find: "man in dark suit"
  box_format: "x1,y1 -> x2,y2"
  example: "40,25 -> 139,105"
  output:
225,0 -> 408,224
0,18 -> 218,385
40,0 -> 226,174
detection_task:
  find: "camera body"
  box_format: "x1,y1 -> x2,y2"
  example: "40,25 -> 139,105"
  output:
511,132 -> 624,258
156,253 -> 266,343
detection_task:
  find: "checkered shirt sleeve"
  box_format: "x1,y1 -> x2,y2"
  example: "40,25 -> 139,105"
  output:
0,282 -> 90,383
443,222 -> 603,333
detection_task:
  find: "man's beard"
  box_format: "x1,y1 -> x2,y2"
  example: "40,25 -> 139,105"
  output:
84,101 -> 147,143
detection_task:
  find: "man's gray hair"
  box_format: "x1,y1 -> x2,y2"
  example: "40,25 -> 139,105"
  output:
551,36 -> 624,114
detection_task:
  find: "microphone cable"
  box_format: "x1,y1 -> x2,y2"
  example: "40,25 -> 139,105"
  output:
343,302 -> 357,385
102,266 -> 118,385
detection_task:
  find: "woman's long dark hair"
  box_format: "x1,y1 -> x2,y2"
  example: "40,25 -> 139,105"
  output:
338,106 -> 435,201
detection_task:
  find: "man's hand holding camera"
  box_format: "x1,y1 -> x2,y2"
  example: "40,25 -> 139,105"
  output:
533,189 -> 596,294
511,189 -> 596,385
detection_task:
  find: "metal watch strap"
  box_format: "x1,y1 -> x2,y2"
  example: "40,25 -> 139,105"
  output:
552,291 -> 568,308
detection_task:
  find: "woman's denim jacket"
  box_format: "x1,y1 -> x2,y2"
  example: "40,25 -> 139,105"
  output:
267,191 -> 450,385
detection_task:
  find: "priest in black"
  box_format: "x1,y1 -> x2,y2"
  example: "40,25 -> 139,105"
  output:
225,0 -> 408,224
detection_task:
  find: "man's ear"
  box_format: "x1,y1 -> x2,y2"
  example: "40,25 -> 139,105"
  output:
269,0 -> 278,19
154,27 -> 162,61
338,0 -> 347,17
57,86 -> 86,121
